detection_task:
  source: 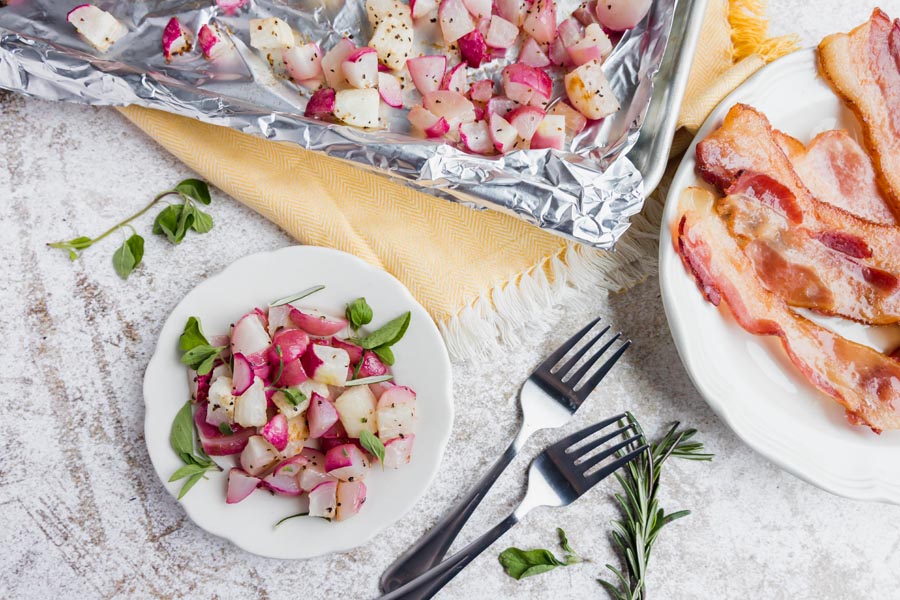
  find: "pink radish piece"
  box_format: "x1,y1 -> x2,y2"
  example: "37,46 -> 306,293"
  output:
439,0 -> 476,43
383,435 -> 415,468
441,63 -> 467,94
216,0 -> 248,15
283,43 -> 323,81
597,0 -> 651,31
407,55 -> 447,95
273,358 -> 307,387
308,481 -> 338,518
564,59 -> 619,119
458,29 -> 488,67
334,88 -> 381,128
336,481 -> 367,521
325,444 -> 370,481
459,121 -> 493,154
226,468 -> 260,504
198,24 -> 229,60
520,38 -> 551,67
489,113 -> 518,152
567,23 -> 612,66
195,403 -> 253,455
261,413 -> 289,451
321,38 -> 356,89
378,72 -> 404,107
508,105 -> 546,140
289,307 -> 348,336
231,353 -> 254,395
462,0 -> 491,19
299,448 -> 335,491
249,17 -> 293,49
162,17 -> 192,61
261,455 -> 307,496
523,0 -> 557,43
469,79 -> 494,102
231,312 -> 270,365
239,435 -> 280,476
370,380 -> 396,399
305,88 -> 336,118
268,329 -> 310,364
530,114 -> 566,149
307,392 -> 340,438
66,4 -> 127,52
335,385 -> 378,437
496,0 -> 526,26
320,419 -> 349,440
189,369 -> 211,403
502,63 -> 552,105
487,95 -> 519,118
356,351 -> 388,377
557,17 -> 583,47
574,0 -> 600,26
410,0 -> 438,19
549,37 -> 572,66
342,47 -> 378,89
408,105 -> 450,138
549,101 -> 588,136
329,337 -> 363,364
234,377 -> 267,427
376,386 -> 416,440
423,91 -> 476,127
486,15 -> 518,48
301,344 -> 351,386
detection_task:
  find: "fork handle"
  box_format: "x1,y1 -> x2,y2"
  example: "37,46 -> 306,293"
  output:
378,513 -> 520,600
379,438 -> 519,592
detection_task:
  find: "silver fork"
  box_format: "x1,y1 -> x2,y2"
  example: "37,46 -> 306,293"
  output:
380,318 -> 631,592
378,415 -> 648,600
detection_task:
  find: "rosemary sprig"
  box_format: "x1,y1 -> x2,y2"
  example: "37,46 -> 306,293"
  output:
598,412 -> 713,600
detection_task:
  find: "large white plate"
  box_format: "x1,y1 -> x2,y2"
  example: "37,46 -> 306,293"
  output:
144,246 -> 454,557
659,49 -> 900,503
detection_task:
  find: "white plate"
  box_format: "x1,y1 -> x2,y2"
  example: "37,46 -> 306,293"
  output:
144,246 -> 454,557
659,49 -> 900,503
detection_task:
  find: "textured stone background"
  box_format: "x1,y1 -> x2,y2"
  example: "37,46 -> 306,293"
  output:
3,1 -> 900,598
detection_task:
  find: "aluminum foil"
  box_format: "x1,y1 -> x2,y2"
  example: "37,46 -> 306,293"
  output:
0,0 -> 676,247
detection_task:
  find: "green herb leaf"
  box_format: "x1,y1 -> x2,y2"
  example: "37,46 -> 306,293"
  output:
276,387 -> 308,407
358,311 -> 410,350
179,317 -> 209,352
153,204 -> 183,243
269,285 -> 326,307
112,237 -> 136,279
499,548 -> 566,580
48,236 -> 95,261
191,207 -> 214,233
170,401 -> 196,460
345,374 -> 394,387
169,463 -> 209,482
346,297 -> 373,330
270,346 -> 285,386
178,471 -> 207,499
558,528 -> 582,565
218,422 -> 234,435
173,201 -> 194,244
176,178 -> 212,205
359,430 -> 386,465
180,344 -> 225,375
372,344 -> 395,366
274,512 -> 309,528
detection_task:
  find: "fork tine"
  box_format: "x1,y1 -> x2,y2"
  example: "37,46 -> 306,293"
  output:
574,339 -> 631,399
563,332 -> 621,385
548,412 -> 626,453
576,434 -> 643,474
553,325 -> 611,377
567,423 -> 635,457
583,443 -> 649,487
537,317 -> 602,372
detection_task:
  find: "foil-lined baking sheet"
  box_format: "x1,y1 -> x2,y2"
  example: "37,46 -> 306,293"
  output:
0,0 -> 677,247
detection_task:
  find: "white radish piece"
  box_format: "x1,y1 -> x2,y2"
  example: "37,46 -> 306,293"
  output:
261,413 -> 289,451
469,79 -> 494,102
597,0 -> 651,31
487,95 -> 519,117
457,29 -> 488,67
383,435 -> 415,468
369,17 -> 414,71
305,88 -> 336,118
299,449 -> 336,492
198,24 -> 230,60
240,435 -> 280,476
530,114 -> 566,149
439,0 -> 476,43
66,4 -> 127,52
564,59 -> 620,119
342,47 -> 379,89
296,379 -> 331,401
324,444 -> 370,481
408,105 -> 450,138
378,72 -> 404,108
549,101 -> 588,137
289,307 -> 348,336
161,17 -> 192,62
307,392 -> 341,437
557,17 -> 583,47
335,385 -> 377,437
522,0 -> 557,43
423,90 -> 476,127
508,105 -> 546,141
330,338 -> 364,364
485,15 -> 519,49
249,17 -> 293,49
439,63 -> 465,94
272,388 -> 310,419
234,376 -> 267,427
567,23 -> 612,66
266,304 -> 294,337
549,37 -> 572,66
231,312 -> 270,364
282,414 -> 309,457
336,481 -> 367,521
366,0 -> 412,27
301,344 -> 351,386
207,375 -> 236,424
496,0 -> 526,27
407,55 -> 447,95
501,63 -> 552,105
283,43 -> 323,82
308,481 -> 338,519
226,468 -> 260,504
462,0 -> 492,20
376,386 -> 416,440
321,38 -> 356,89
520,37 -> 551,68
489,113 -> 518,153
262,455 -> 306,495
298,76 -> 326,91
410,0 -> 438,20
459,121 -> 493,154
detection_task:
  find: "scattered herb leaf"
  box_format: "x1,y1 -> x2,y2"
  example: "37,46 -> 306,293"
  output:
345,374 -> 393,387
153,204 -> 183,243
218,422 -> 234,435
346,297 -> 373,331
191,207 -> 214,233
179,317 -> 209,352
359,430 -> 386,466
180,344 -> 226,375
500,528 -> 583,580
358,312 -> 411,350
372,344 -> 395,366
169,400 -> 221,499
175,178 -> 212,205
269,285 -> 326,307
112,233 -> 144,279
272,387 -> 308,408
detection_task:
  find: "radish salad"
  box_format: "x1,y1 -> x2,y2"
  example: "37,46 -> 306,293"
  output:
171,286 -> 416,523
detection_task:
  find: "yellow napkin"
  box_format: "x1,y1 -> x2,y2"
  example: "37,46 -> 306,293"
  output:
118,0 -> 797,359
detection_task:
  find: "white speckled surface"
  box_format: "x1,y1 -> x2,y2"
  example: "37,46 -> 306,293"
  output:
3,1 -> 900,597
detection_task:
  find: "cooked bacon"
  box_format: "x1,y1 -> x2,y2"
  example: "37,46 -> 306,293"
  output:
674,187 -> 900,432
819,9 -> 900,215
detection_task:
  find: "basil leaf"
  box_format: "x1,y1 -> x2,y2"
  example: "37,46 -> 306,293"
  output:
218,422 -> 234,435
359,430 -> 386,465
278,388 -> 308,407
498,548 -> 566,580
176,178 -> 212,205
173,201 -> 194,244
153,204 -> 183,243
112,237 -> 136,279
345,374 -> 393,387
180,344 -> 225,374
179,317 -> 209,352
269,285 -> 325,307
274,512 -> 309,528
169,463 -> 208,482
358,312 -> 411,350
177,471 -> 206,500
372,345 -> 395,366
346,297 -> 373,330
170,401 -> 196,460
127,233 -> 144,264
196,351 -> 220,376
191,207 -> 214,233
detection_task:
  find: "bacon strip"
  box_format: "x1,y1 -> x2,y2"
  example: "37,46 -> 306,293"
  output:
819,9 -> 900,215
674,188 -> 900,432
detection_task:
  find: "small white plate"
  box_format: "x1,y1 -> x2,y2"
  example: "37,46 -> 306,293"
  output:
659,49 -> 900,503
144,246 -> 454,557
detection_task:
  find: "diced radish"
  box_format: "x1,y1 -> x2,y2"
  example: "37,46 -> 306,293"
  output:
459,121 -> 493,154
410,0 -> 438,19
231,353 -> 254,395
299,77 -> 326,91
549,101 -> 588,137
226,468 -> 260,504
487,95 -> 519,117
301,344 -> 351,386
441,63 -> 468,94
549,37 -> 572,66
502,63 -> 552,105
231,313 -> 270,365
370,380 -> 396,399
357,351 -> 388,378
270,357 -> 308,387
66,4 -> 127,52
564,59 -> 619,119
198,24 -> 230,60
240,435 -> 280,476
207,373 -> 236,420
424,90 -> 476,127
325,444 -> 370,481
523,0 -> 557,43
261,454 -> 306,495
162,17 -> 192,62
469,79 -> 494,102
370,16 -> 414,71
268,329 -> 310,365
261,413 -> 289,451
484,15 -> 518,49
383,435 -> 415,468
307,392 -> 341,437
289,307 -> 348,336
366,0 -> 412,27
216,0 -> 248,15
558,17 -> 583,47
249,17 -> 293,49
320,420 -> 350,445
567,23 -> 613,66
272,390 -> 310,421
489,113 -> 518,152
305,88 -> 336,118
308,481 -> 338,518
574,0 -> 600,26
530,114 -> 566,149
517,38 -> 547,68
597,0 -> 651,31
297,379 -> 331,400
322,38 -> 356,89
195,402 -> 253,455
266,305 -> 294,337
336,481 -> 367,521
378,72 -> 404,108
335,385 -> 377,437
284,43 -> 323,81
408,105 -> 450,138
458,30 -> 488,68
439,0 -> 476,43
342,47 -> 378,89
496,0 -> 526,26
508,105 -> 545,140
234,377 -> 267,427
299,451 -> 336,492
329,337 -> 364,365
408,55 -> 447,95
189,369 -> 211,403
376,386 -> 417,440
462,0 -> 491,19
